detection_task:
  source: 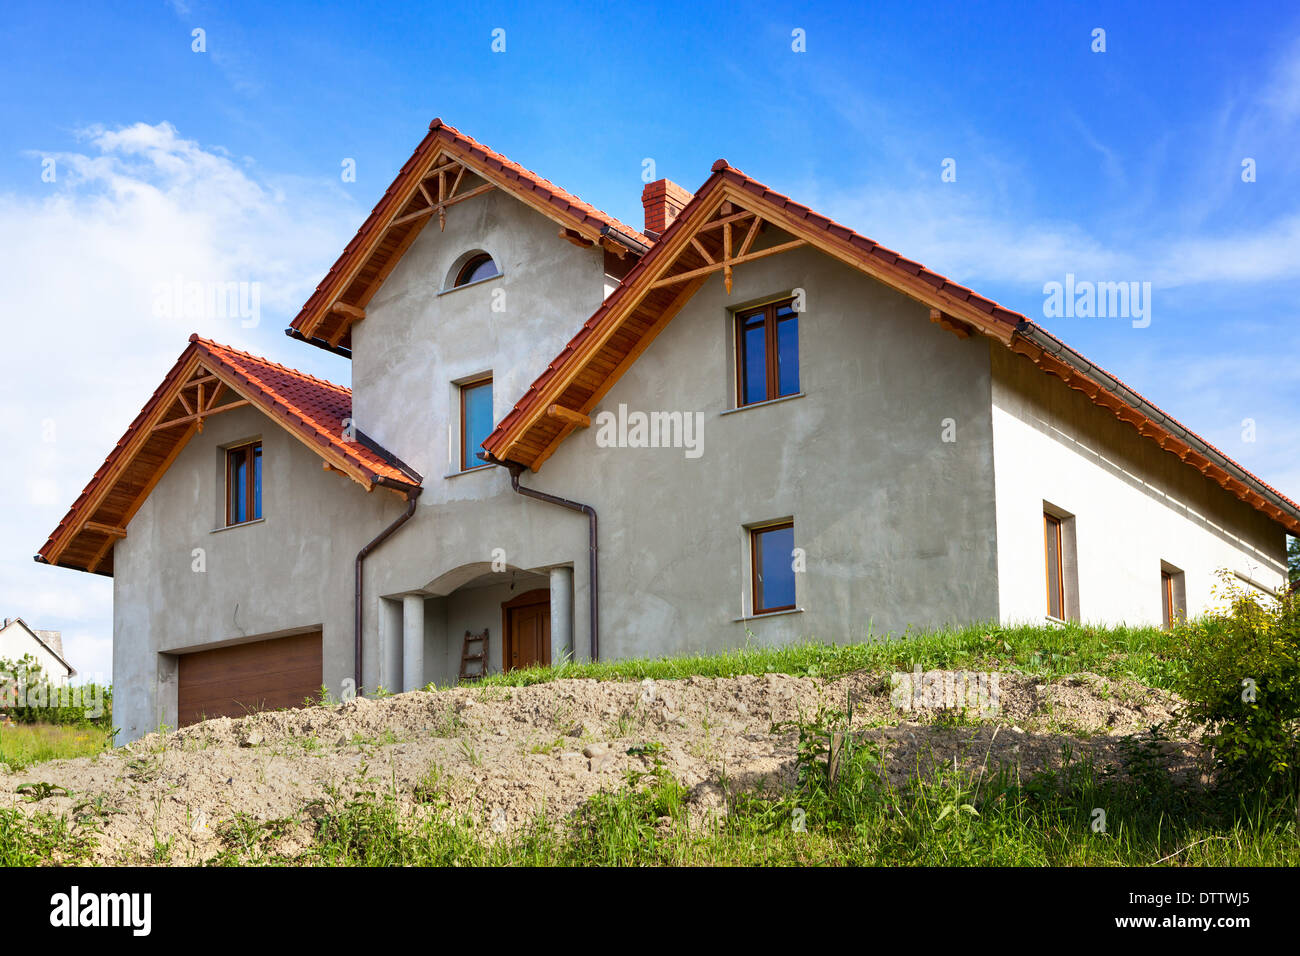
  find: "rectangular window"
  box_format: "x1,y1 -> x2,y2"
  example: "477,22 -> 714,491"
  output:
736,298 -> 799,406
460,376 -> 493,471
751,521 -> 796,614
226,441 -> 262,526
1044,512 -> 1064,619
1161,565 -> 1186,629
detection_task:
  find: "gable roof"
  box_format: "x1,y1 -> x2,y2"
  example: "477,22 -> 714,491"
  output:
0,617 -> 75,676
482,160 -> 1300,537
36,335 -> 420,576
288,119 -> 652,353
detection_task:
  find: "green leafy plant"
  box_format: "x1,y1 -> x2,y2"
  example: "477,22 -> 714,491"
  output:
1172,572 -> 1300,797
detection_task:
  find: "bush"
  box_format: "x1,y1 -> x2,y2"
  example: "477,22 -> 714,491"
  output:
1172,573 -> 1300,796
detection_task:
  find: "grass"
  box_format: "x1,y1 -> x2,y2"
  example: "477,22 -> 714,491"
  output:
0,722 -> 111,771
198,726 -> 1297,867
456,621 -> 1182,692
2,622 -> 1291,866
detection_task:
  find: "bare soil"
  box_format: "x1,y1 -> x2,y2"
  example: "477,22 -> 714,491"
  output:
1,669 -> 1197,865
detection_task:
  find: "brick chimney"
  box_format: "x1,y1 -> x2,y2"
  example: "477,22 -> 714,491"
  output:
641,179 -> 693,238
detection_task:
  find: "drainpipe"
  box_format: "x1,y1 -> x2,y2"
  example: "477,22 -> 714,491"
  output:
355,477 -> 421,693
504,462 -> 599,661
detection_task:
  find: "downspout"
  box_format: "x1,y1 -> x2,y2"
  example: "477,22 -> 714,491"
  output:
355,477 -> 422,693
504,462 -> 600,661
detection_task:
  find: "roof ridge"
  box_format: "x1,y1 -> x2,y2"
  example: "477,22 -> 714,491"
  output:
432,119 -> 650,245
191,334 -> 352,395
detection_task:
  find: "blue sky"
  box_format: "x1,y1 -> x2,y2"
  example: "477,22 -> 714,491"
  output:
1,0 -> 1297,679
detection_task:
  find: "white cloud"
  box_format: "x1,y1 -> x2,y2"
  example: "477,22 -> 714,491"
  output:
0,121 -> 357,681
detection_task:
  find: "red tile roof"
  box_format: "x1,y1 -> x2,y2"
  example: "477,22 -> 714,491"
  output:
290,118 -> 650,346
483,161 -> 1300,535
37,335 -> 418,574
191,336 -> 417,486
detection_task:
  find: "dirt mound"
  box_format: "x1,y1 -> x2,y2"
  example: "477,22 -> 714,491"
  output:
1,669 -> 1195,865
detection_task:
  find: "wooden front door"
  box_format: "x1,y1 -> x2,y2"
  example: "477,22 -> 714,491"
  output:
502,589 -> 550,671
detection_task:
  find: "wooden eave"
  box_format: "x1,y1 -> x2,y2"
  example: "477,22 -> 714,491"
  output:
290,120 -> 650,352
481,161 -> 1300,537
37,338 -> 419,575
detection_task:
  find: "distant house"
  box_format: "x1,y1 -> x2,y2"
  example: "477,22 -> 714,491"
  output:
0,617 -> 75,685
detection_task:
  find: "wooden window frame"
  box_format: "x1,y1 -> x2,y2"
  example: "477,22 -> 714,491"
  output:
751,520 -> 796,615
459,375 -> 493,471
735,297 -> 798,407
453,253 -> 497,288
1161,570 -> 1175,630
225,440 -> 262,527
1044,512 -> 1064,620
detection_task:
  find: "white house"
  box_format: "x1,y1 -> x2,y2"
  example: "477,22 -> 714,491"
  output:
0,617 -> 75,685
35,119 -> 1298,743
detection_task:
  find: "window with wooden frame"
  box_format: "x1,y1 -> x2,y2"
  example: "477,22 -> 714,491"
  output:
452,252 -> 499,288
225,441 -> 262,526
751,521 -> 796,614
1044,512 -> 1065,620
1161,565 -> 1186,629
460,376 -> 494,471
736,297 -> 800,407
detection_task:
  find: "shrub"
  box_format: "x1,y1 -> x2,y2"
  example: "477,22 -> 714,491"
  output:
1172,573 -> 1300,796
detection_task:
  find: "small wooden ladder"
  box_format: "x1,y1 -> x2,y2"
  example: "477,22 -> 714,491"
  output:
458,628 -> 489,682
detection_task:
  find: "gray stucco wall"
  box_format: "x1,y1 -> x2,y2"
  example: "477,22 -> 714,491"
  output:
111,403 -> 403,742
520,244 -> 1003,656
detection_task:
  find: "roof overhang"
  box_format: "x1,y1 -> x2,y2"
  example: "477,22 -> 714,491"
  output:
37,336 -> 420,575
289,119 -> 651,352
482,161 -> 1300,537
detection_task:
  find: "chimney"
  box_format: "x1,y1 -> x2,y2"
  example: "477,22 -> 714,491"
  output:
641,179 -> 693,239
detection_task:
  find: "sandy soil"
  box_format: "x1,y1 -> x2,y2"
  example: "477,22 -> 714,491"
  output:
1,669 -> 1197,864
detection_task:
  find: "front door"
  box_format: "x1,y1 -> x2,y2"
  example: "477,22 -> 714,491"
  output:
502,589 -> 550,670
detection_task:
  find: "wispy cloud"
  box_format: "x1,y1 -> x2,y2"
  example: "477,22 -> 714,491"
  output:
0,122 -> 357,679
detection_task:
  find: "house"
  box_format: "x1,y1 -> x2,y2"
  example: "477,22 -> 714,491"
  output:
0,617 -> 75,685
36,120 -> 1298,744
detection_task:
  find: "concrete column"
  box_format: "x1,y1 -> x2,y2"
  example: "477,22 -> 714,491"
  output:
402,594 -> 425,692
380,598 -> 403,694
549,566 -> 574,665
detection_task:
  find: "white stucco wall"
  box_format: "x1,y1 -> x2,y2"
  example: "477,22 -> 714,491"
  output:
990,346 -> 1287,626
0,622 -> 72,686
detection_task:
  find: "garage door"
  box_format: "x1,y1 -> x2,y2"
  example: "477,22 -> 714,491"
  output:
177,631 -> 322,726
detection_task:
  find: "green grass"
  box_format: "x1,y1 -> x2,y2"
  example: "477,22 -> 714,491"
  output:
0,722 -> 111,771
203,728 -> 1297,867
454,621 -> 1181,692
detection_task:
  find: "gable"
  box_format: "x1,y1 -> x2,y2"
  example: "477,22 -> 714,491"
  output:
36,336 -> 420,575
481,160 -> 1300,537
0,618 -> 74,675
288,119 -> 651,354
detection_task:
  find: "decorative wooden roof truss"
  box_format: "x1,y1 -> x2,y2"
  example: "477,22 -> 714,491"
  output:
650,201 -> 807,295
294,121 -> 652,352
151,364 -> 249,434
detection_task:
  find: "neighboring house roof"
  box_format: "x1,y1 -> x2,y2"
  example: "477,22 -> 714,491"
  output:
482,160 -> 1300,536
289,118 -> 652,352
36,335 -> 420,576
0,617 -> 75,676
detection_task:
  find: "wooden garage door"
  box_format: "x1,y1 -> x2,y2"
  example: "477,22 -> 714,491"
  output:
177,631 -> 322,726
